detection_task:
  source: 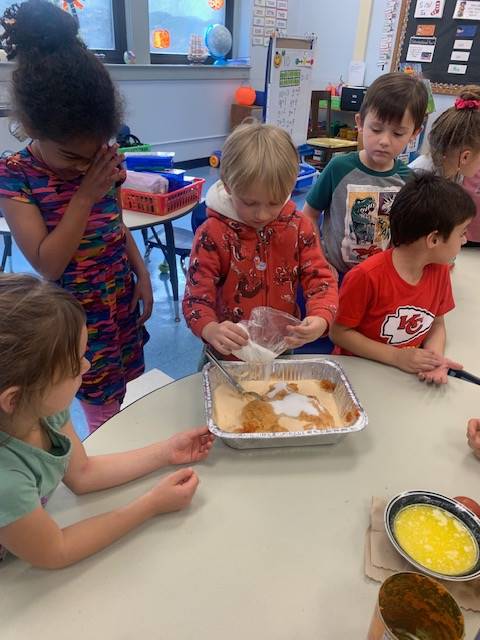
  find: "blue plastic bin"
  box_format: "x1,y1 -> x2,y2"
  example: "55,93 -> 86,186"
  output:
125,152 -> 175,172
294,162 -> 318,192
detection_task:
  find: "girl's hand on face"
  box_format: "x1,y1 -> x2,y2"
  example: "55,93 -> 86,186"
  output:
77,144 -> 125,204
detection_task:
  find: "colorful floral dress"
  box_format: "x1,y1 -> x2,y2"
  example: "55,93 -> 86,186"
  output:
0,146 -> 147,405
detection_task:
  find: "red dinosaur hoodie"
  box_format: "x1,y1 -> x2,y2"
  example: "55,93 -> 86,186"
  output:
183,181 -> 338,339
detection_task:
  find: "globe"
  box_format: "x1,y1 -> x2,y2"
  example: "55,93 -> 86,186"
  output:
205,24 -> 232,63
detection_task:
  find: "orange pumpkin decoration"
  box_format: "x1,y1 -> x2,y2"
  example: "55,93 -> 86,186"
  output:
153,29 -> 171,49
235,86 -> 256,106
208,0 -> 225,9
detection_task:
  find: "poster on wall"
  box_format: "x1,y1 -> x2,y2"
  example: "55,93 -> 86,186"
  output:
448,62 -> 468,72
265,35 -> 315,146
378,0 -> 400,69
451,50 -> 471,59
414,0 -> 445,18
252,0 -> 288,47
453,0 -> 480,19
406,36 -> 437,61
453,38 -> 474,48
416,23 -> 436,35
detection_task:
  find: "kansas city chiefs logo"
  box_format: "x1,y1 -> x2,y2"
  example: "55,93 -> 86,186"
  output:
381,306 -> 435,345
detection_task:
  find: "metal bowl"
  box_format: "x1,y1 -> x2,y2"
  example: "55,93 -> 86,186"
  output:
385,490 -> 480,582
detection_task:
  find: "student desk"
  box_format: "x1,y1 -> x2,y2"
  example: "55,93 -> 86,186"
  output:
2,250 -> 480,639
123,202 -> 196,322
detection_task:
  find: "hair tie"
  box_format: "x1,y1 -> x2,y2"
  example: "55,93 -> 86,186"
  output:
455,98 -> 480,110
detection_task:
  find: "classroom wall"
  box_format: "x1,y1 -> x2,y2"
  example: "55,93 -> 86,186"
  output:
118,74 -> 248,161
0,1 -> 457,160
289,0 -> 362,90
0,65 -> 249,162
247,0 -> 361,91
284,0 -> 454,136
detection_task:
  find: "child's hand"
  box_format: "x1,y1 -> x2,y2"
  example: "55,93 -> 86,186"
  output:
77,144 -> 124,204
202,321 -> 249,355
285,316 -> 328,348
148,467 -> 199,515
130,271 -> 153,324
394,347 -> 444,374
418,358 -> 463,385
165,426 -> 215,466
467,419 -> 480,459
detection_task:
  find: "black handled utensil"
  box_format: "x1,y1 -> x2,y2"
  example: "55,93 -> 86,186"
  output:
205,349 -> 263,401
448,368 -> 480,386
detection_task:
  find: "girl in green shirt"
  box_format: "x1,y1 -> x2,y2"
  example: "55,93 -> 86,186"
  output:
0,274 -> 214,568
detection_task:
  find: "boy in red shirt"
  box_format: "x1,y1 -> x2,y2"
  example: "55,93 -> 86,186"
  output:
330,173 -> 475,383
183,122 -> 338,357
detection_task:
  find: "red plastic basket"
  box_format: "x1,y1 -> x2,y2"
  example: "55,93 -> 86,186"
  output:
121,177 -> 205,216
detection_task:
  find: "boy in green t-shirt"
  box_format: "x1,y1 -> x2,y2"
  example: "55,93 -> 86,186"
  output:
304,72 -> 428,276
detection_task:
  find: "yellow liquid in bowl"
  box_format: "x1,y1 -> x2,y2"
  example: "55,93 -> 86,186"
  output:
394,504 -> 478,576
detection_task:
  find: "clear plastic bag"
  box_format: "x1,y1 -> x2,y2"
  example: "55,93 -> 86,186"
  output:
233,306 -> 301,364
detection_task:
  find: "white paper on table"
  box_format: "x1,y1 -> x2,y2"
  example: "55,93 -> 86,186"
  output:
448,63 -> 468,73
451,50 -> 470,60
453,0 -> 480,19
453,38 -> 473,49
414,0 -> 445,18
347,60 -> 366,86
406,36 -> 437,62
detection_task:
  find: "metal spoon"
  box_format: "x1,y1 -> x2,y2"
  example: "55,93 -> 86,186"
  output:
205,349 -> 263,401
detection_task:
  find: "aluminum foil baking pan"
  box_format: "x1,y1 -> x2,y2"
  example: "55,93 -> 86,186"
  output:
203,358 -> 367,449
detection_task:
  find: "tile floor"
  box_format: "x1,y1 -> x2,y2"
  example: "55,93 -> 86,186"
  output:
1,165 -> 312,439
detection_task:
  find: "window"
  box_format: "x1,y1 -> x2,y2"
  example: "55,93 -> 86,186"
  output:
149,0 -> 234,64
0,0 -> 127,63
53,0 -> 127,63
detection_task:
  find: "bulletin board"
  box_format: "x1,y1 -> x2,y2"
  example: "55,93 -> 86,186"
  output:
392,0 -> 480,94
265,35 -> 316,147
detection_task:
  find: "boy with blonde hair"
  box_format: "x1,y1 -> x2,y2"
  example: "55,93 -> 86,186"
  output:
183,122 -> 338,356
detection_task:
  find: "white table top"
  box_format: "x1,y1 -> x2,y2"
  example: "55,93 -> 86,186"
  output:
2,249 -> 480,639
122,202 -> 198,231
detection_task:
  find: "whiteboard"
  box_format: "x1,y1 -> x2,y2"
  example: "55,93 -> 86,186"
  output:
265,36 -> 316,147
